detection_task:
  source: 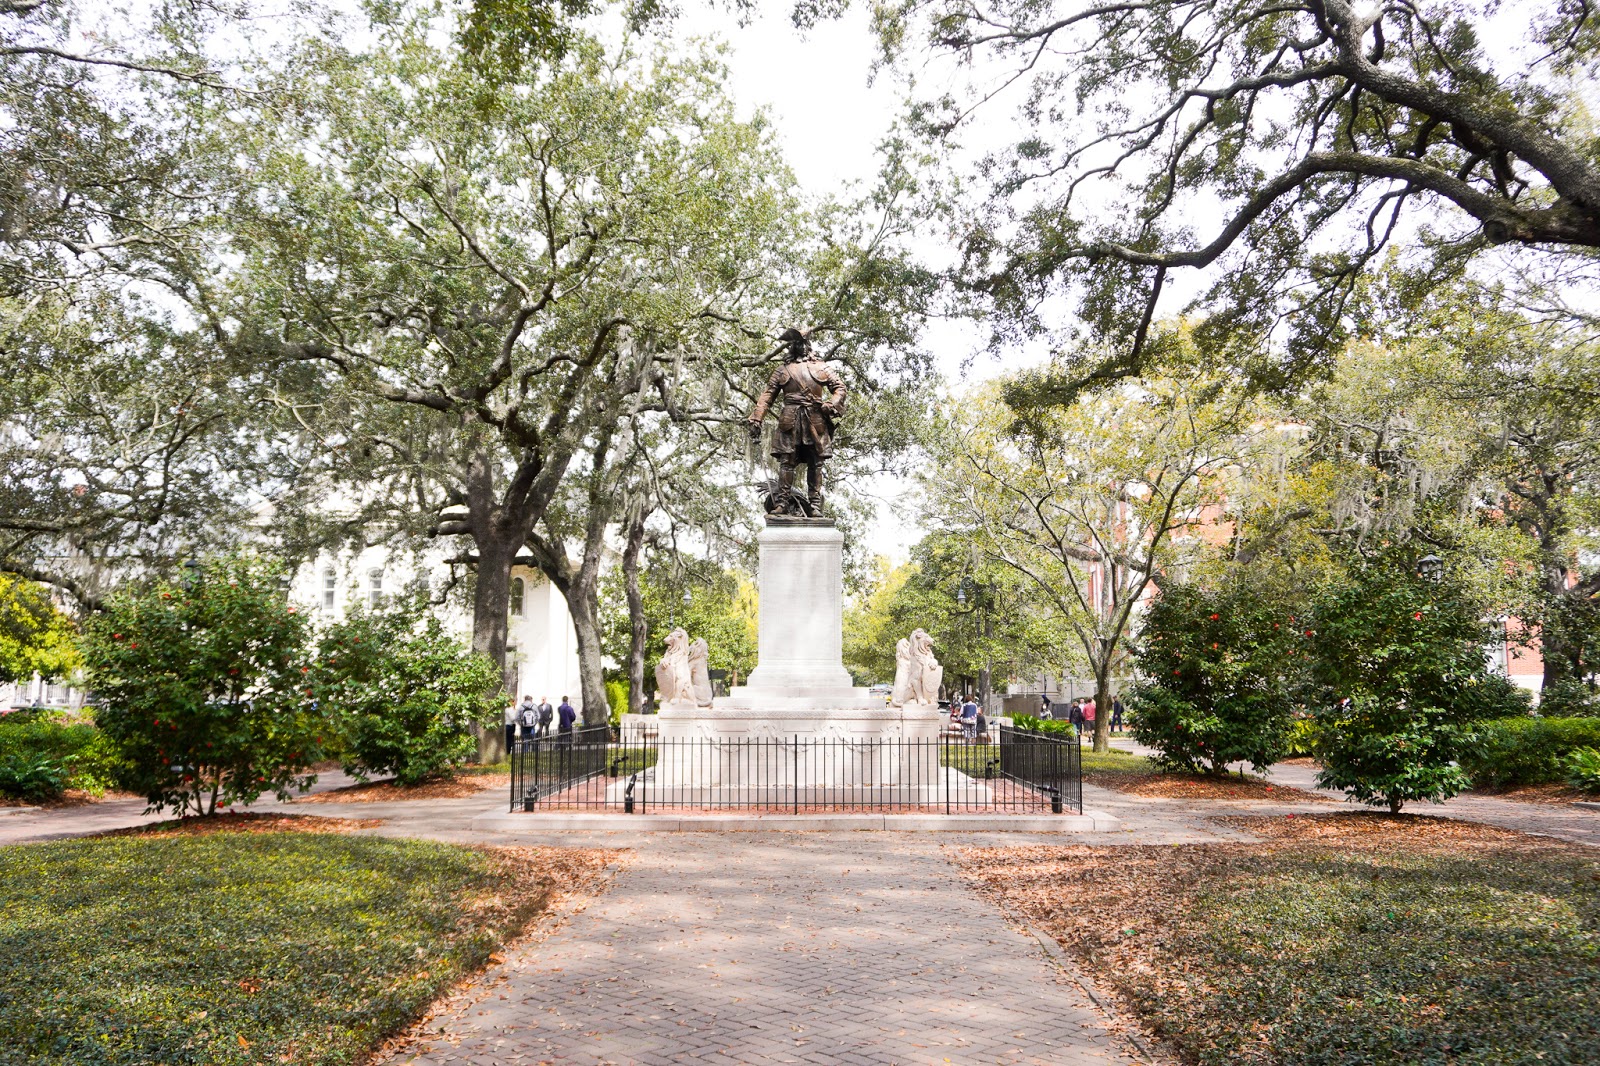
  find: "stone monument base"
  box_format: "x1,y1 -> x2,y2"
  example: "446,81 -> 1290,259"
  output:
609,766 -> 990,806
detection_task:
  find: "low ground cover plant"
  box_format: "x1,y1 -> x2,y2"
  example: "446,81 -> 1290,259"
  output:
1566,747 -> 1600,793
959,815 -> 1600,1066
0,830 -> 608,1066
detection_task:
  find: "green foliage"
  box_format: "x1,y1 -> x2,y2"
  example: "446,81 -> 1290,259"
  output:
0,713 -> 126,799
316,604 -> 501,786
81,558 -> 324,816
1565,748 -> 1600,793
1539,678 -> 1600,719
605,678 -> 628,729
1129,580 -> 1302,775
0,832 -> 538,1065
1008,714 -> 1076,739
1459,717 -> 1600,789
602,559 -> 757,691
0,576 -> 79,684
1310,554 -> 1525,811
1283,718 -> 1319,758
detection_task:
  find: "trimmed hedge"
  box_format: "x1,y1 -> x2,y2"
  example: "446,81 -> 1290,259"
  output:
1459,716 -> 1600,789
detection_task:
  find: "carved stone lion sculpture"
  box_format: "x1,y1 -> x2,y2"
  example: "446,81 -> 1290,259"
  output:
654,627 -> 696,706
889,628 -> 942,708
688,637 -> 714,707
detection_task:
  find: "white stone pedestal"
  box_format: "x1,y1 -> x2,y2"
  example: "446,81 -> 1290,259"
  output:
653,516 -> 958,793
742,519 -> 853,692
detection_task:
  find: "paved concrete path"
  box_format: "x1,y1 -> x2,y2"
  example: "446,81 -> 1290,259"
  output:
1107,737 -> 1600,847
399,834 -> 1149,1066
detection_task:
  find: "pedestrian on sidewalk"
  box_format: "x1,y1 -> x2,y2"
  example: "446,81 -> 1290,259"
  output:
517,696 -> 538,748
1111,696 -> 1124,733
1069,698 -> 1085,733
960,694 -> 978,741
537,696 -> 554,737
557,696 -> 577,741
1082,696 -> 1097,739
504,699 -> 520,754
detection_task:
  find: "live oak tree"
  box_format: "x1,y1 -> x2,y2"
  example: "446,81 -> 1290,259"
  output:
855,0 -> 1600,390
199,13 -> 839,695
0,1 -> 298,602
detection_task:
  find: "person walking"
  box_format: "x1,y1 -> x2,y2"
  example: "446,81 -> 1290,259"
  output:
1082,696 -> 1097,740
1111,696 -> 1125,733
557,696 -> 577,735
503,699 -> 520,754
960,694 -> 979,742
517,696 -> 538,748
1069,698 -> 1085,732
537,696 -> 555,738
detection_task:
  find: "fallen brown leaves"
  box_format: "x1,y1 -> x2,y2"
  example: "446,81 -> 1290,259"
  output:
367,845 -> 624,1065
0,789 -> 144,809
1084,769 -> 1329,802
297,774 -> 511,804
98,812 -> 385,838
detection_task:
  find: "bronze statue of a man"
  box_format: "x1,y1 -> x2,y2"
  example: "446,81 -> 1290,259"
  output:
746,328 -> 847,516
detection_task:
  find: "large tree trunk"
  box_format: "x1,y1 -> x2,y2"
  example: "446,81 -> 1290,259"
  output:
568,595 -> 610,727
1092,665 -> 1111,753
471,535 -> 518,694
623,511 -> 649,716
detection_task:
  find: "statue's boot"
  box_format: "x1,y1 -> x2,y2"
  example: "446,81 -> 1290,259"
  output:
778,462 -> 800,515
807,462 -> 824,515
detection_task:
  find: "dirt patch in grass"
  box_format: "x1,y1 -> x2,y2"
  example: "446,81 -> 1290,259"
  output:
296,773 -> 511,804
1086,769 -> 1330,802
955,813 -> 1600,1066
98,811 -> 385,837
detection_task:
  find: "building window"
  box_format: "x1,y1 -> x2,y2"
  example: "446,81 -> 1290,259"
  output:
322,568 -> 337,610
368,568 -> 384,607
1485,620 -> 1509,676
510,577 -> 524,617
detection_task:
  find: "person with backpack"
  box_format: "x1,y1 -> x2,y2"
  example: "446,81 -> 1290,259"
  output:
517,696 -> 539,748
504,698 -> 521,754
536,696 -> 554,737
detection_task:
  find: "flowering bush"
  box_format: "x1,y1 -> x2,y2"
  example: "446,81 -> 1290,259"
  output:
82,558 -> 324,816
315,606 -> 501,785
1308,553 -> 1525,812
1128,581 -> 1303,774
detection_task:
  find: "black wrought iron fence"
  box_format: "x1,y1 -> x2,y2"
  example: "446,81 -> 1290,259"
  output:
509,727 -> 1082,815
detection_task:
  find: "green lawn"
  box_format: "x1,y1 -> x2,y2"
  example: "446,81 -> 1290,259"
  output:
0,832 -> 554,1066
1079,747 -> 1153,775
961,818 -> 1600,1066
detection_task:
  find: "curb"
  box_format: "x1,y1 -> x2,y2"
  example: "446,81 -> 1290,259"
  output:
1022,921 -> 1161,1064
1574,801 -> 1600,812
468,810 -> 1122,833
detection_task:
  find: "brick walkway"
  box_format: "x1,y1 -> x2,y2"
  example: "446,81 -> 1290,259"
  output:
399,834 -> 1147,1066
